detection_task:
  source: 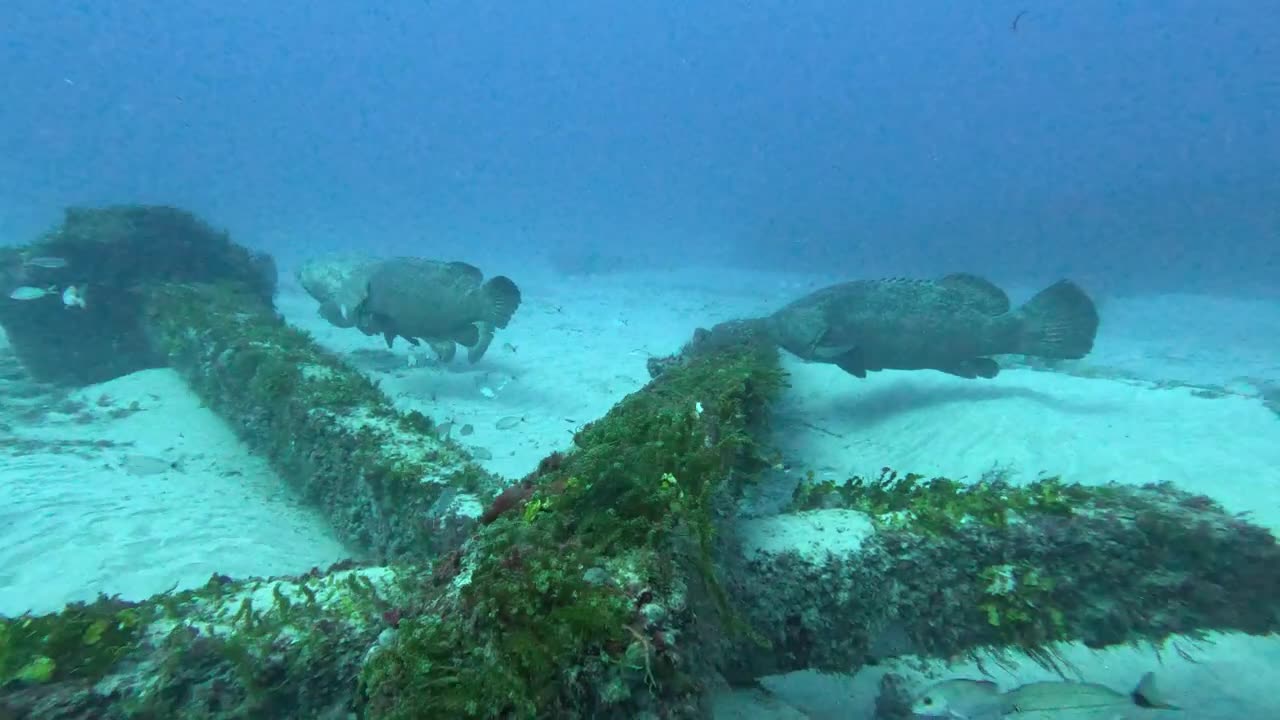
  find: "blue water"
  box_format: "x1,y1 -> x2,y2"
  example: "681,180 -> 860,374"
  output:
2,2 -> 1279,718
4,2 -> 1277,292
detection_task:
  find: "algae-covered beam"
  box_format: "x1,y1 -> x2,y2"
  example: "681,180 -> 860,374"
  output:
141,282 -> 498,561
8,306 -> 1279,718
357,329 -> 786,719
1,327 -> 786,720
723,473 -> 1280,681
0,561 -> 422,718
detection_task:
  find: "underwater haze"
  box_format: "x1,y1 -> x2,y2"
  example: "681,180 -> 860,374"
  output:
3,0 -> 1277,294
4,2 -> 1280,719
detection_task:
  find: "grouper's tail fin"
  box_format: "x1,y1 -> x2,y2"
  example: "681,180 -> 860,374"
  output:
1015,279 -> 1099,359
483,275 -> 522,328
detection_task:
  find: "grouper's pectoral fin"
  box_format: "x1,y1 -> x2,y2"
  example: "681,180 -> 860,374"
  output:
465,321 -> 495,364
833,348 -> 867,378
939,357 -> 1000,379
451,323 -> 480,346
429,340 -> 457,363
382,330 -> 396,349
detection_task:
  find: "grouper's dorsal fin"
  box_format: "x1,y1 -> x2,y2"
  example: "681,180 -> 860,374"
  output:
445,261 -> 485,284
937,273 -> 1011,315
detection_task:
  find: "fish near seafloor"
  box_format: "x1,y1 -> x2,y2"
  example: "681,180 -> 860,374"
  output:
353,258 -> 522,364
910,671 -> 1179,719
295,256 -> 382,329
765,273 -> 1100,379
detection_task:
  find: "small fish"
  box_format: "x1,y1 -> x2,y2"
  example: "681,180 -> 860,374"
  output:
120,454 -> 183,477
435,421 -> 454,439
470,445 -> 493,460
24,256 -> 68,269
495,416 -> 523,430
911,671 -> 1177,719
8,285 -> 56,301
911,678 -> 1005,719
459,423 -> 475,436
62,285 -> 87,309
502,342 -> 518,353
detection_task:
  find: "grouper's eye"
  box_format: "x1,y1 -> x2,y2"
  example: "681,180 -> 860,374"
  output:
920,696 -> 933,706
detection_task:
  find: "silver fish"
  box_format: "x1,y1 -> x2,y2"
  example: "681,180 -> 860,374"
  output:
765,273 -> 1099,379
495,416 -> 523,430
24,256 -> 68,269
8,285 -> 55,301
911,671 -> 1177,719
911,678 -> 1006,719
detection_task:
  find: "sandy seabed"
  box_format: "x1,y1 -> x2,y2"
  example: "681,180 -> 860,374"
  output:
2,265 -> 1277,718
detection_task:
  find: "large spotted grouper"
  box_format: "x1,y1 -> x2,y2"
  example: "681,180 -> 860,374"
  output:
763,273 -> 1099,379
295,255 -> 382,330
352,257 -> 521,364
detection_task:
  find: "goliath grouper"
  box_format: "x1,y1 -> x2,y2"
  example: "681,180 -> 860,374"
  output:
763,273 -> 1099,379
353,257 -> 521,364
295,255 -> 382,330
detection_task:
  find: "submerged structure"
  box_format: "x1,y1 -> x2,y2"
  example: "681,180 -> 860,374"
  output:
2,207 -> 1279,718
0,206 -> 276,386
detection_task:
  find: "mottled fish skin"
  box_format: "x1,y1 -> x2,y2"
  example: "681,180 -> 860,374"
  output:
354,258 -> 521,364
765,273 -> 1099,379
296,256 -> 382,329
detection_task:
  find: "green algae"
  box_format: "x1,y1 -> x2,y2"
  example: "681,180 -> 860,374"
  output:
144,282 -> 497,558
789,468 -> 1105,535
0,594 -> 148,687
129,566 -> 404,716
360,339 -> 784,719
788,470 -> 1125,656
976,561 -> 1069,648
786,469 -> 1271,667
0,564 -> 410,716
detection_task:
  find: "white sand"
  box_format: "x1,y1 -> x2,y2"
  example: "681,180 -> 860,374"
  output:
2,266 -> 1278,717
0,366 -> 349,616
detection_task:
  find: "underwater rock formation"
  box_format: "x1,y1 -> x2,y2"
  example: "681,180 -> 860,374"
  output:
3,283 -> 1280,719
0,206 -> 276,385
